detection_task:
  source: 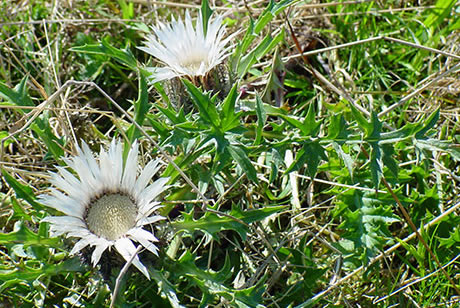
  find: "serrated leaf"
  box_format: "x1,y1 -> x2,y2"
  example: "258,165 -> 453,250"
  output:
183,79 -> 220,129
0,76 -> 33,110
285,140 -> 327,178
303,103 -> 321,136
220,84 -> 241,132
0,221 -> 58,246
381,143 -> 398,179
332,142 -> 354,181
349,103 -> 371,136
369,142 -> 383,189
2,169 -> 43,211
261,47 -> 285,107
150,269 -> 185,308
227,145 -> 258,182
327,114 -> 350,141
337,191 -> 399,263
415,108 -> 440,139
172,205 -> 283,240
0,257 -> 82,284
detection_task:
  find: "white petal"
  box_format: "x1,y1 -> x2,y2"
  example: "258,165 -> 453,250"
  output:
122,141 -> 138,192
137,202 -> 162,218
137,215 -> 165,226
138,177 -> 169,205
42,215 -> 86,228
114,237 -> 150,279
127,228 -> 159,256
70,237 -> 91,255
91,238 -> 111,266
134,159 -> 162,197
39,191 -> 84,218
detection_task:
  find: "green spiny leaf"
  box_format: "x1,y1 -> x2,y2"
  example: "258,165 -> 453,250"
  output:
2,169 -> 43,211
172,205 -> 283,240
227,145 -> 258,183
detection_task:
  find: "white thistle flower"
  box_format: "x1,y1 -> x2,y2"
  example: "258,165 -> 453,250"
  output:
139,11 -> 233,83
41,139 -> 169,279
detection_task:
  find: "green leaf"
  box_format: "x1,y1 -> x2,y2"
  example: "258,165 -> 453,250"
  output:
336,191 -> 399,263
227,145 -> 258,182
415,108 -> 439,139
172,205 -> 284,240
0,76 -> 33,110
262,47 -> 285,107
0,221 -> 59,246
332,142 -> 354,181
200,0 -> 214,35
0,257 -> 83,285
237,29 -> 284,77
369,142 -> 383,189
255,95 -> 267,145
150,269 -> 185,308
30,119 -> 65,160
327,114 -> 350,141
349,103 -> 371,136
126,73 -> 150,143
71,37 -> 138,70
303,104 -> 321,136
439,227 -> 460,249
285,140 -> 327,178
2,169 -> 43,211
220,84 -> 241,132
381,143 -> 398,179
183,79 -> 220,129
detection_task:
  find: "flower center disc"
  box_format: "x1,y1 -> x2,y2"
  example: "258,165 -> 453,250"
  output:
85,193 -> 137,241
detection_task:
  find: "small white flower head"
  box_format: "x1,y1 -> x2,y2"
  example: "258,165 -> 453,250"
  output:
41,139 -> 169,279
139,11 -> 233,83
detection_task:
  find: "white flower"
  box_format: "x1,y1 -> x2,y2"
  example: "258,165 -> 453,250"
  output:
41,139 -> 169,279
139,11 -> 233,83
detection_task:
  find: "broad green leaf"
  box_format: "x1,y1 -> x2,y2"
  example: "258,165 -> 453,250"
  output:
227,145 -> 258,182
337,191 -> 399,263
2,169 -> 43,211
172,205 -> 284,240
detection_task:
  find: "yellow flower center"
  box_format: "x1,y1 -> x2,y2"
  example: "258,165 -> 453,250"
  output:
85,193 -> 137,241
